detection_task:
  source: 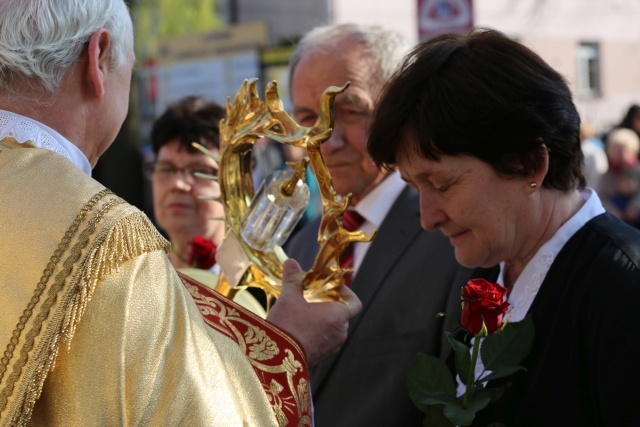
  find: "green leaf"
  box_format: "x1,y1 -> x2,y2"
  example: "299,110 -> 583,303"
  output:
408,353 -> 457,412
445,332 -> 471,384
408,353 -> 457,397
443,393 -> 490,426
442,386 -> 504,426
471,386 -> 505,405
480,365 -> 526,382
422,405 -> 455,427
411,390 -> 460,408
481,316 -> 535,370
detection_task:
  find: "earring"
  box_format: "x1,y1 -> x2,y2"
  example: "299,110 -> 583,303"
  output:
530,182 -> 537,188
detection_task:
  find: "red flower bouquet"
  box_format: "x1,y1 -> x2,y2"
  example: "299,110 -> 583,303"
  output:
408,279 -> 534,426
188,235 -> 217,270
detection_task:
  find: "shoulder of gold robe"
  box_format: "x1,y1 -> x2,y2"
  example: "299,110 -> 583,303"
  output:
0,142 -> 168,424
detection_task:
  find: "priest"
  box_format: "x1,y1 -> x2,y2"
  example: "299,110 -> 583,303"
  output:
0,1 -> 361,426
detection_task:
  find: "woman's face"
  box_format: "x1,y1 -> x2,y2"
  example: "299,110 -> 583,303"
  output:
152,138 -> 225,245
607,140 -> 637,167
397,150 -> 537,269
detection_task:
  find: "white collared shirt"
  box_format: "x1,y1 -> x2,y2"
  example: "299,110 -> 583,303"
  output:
350,170 -> 406,279
457,188 -> 606,396
0,109 -> 92,175
500,188 -> 605,322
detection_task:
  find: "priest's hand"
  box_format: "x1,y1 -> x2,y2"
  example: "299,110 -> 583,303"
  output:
267,258 -> 362,367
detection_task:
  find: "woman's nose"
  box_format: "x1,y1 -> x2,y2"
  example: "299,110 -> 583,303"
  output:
171,169 -> 195,189
419,193 -> 448,231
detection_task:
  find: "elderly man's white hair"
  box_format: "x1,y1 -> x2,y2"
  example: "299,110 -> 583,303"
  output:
0,0 -> 133,95
288,23 -> 412,90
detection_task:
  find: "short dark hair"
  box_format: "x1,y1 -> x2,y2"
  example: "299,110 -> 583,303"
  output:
619,104 -> 640,131
367,28 -> 584,191
150,95 -> 225,155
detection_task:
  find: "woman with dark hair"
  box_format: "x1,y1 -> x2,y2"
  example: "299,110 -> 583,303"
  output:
147,96 -> 270,314
368,28 -> 640,426
618,103 -> 640,139
148,96 -> 225,270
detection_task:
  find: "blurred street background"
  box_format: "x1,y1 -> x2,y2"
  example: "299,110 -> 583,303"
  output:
98,0 -> 640,221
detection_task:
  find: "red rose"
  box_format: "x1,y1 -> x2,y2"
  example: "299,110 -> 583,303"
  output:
188,236 -> 217,270
461,278 -> 510,335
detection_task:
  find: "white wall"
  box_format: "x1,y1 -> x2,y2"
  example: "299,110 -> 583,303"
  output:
332,0 -> 419,45
474,0 -> 640,133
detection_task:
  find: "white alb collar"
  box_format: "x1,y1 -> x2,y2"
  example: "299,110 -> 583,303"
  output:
0,109 -> 92,176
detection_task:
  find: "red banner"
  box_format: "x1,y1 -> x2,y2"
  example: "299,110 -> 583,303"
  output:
418,0 -> 474,40
179,272 -> 312,426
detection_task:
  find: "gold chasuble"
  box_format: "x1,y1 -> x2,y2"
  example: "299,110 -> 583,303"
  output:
0,139 -> 311,426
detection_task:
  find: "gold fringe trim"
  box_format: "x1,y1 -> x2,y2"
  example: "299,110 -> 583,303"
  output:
1,195 -> 169,426
0,189 -> 112,423
61,208 -> 169,347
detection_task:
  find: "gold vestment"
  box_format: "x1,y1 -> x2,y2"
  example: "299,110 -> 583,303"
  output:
0,139 -> 309,426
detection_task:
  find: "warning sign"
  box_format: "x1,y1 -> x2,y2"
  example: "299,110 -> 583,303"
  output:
418,0 -> 473,40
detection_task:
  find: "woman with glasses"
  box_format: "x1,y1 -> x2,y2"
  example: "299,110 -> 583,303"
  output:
148,96 -> 225,271
148,95 -> 267,315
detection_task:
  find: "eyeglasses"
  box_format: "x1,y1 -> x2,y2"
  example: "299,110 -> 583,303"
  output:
146,162 -> 217,184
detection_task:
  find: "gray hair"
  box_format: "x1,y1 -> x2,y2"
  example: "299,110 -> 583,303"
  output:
289,23 -> 411,88
0,0 -> 133,95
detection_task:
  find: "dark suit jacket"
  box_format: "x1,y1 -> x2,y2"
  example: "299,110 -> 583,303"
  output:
475,212 -> 640,427
284,186 -> 474,427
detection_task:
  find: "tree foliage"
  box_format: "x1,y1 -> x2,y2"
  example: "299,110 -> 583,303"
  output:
131,0 -> 224,59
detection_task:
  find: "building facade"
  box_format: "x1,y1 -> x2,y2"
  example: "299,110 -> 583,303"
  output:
218,0 -> 640,134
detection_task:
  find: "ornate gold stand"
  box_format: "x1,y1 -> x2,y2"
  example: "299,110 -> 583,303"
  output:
196,79 -> 374,312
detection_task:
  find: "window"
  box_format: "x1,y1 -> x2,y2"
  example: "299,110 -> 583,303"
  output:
577,42 -> 601,97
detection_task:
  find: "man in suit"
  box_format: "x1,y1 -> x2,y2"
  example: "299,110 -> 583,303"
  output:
283,23 -> 474,426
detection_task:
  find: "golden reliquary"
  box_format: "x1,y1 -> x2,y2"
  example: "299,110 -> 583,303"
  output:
186,78 -> 375,314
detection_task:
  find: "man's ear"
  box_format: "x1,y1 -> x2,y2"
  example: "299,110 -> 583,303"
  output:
87,28 -> 111,98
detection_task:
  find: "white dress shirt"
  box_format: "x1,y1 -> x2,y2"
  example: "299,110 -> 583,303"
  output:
350,170 -> 406,280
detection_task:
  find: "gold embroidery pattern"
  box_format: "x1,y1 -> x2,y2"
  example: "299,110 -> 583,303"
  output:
0,189 -> 112,411
0,192 -> 121,424
182,275 -> 312,427
1,192 -> 169,426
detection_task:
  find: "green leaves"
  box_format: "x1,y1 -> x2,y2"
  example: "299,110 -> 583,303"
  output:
446,332 -> 471,383
422,405 -> 454,427
409,353 -> 456,408
480,316 -> 535,381
408,316 -> 535,426
444,393 -> 491,426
